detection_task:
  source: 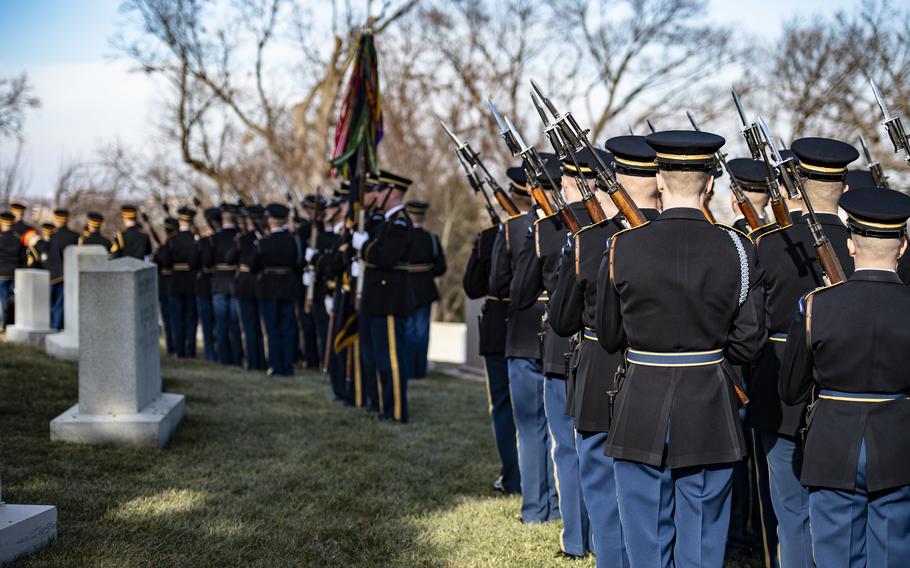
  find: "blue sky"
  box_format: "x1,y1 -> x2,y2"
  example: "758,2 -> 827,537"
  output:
0,0 -> 863,198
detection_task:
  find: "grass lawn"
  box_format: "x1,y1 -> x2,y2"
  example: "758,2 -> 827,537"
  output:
1,341 -> 761,567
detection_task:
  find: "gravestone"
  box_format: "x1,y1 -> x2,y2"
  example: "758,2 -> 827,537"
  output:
45,245 -> 108,360
0,459 -> 58,564
50,257 -> 185,448
5,269 -> 54,346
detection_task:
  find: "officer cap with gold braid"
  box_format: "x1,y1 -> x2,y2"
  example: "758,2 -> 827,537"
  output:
163,216 -> 179,232
177,207 -> 196,222
41,223 -> 55,238
1,211 -> 15,227
336,180 -> 351,199
645,130 -> 725,171
605,135 -> 657,177
53,208 -> 70,223
9,202 -> 26,214
790,137 -> 859,182
506,166 -> 531,197
204,206 -> 221,224
839,186 -> 910,239
302,194 -> 325,211
120,204 -> 139,220
536,152 -> 562,189
845,169 -> 876,189
562,147 -> 611,179
266,203 -> 289,219
86,211 -> 104,228
246,204 -> 265,220
405,200 -> 429,215
726,158 -> 770,193
378,170 -> 412,193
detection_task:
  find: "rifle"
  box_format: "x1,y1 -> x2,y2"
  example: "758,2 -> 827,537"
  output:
486,101 -> 555,216
503,114 -> 582,233
688,110 -> 762,231
443,131 -> 500,226
438,121 -> 520,217
304,191 -> 323,315
870,79 -> 910,166
757,116 -> 846,286
139,209 -> 163,248
731,87 -> 791,228
858,135 -> 889,188
530,80 -> 646,227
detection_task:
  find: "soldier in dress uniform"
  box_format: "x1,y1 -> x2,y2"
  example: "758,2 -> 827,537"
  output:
297,194 -> 325,369
351,171 -> 416,422
780,186 -> 910,568
305,197 -> 342,381
193,207 -> 220,362
725,158 -> 773,236
403,200 -> 447,379
512,151 -> 594,557
79,212 -> 111,249
110,204 -> 152,260
594,130 -> 766,567
548,134 -> 662,567
40,223 -> 55,240
46,209 -> 79,330
236,205 -> 267,371
9,202 -> 32,240
0,211 -> 19,330
746,137 -> 857,568
255,203 -> 300,376
208,203 -> 243,366
158,207 -> 199,358
463,215 -> 520,495
489,166 -> 558,523
154,217 -> 179,355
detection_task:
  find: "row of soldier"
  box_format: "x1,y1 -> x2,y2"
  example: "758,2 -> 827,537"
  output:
0,172 -> 447,425
462,123 -> 910,567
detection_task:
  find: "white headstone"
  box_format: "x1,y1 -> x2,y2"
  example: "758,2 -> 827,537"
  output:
0,457 -> 57,564
50,258 -> 185,448
44,245 -> 109,360
5,269 -> 54,346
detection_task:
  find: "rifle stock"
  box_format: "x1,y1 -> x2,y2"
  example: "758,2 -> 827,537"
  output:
583,195 -> 606,224
610,187 -> 646,227
559,207 -> 582,234
701,204 -> 716,224
770,199 -> 791,228
495,189 -> 521,217
816,241 -> 846,285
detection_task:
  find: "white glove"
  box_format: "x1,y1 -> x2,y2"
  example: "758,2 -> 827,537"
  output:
352,231 -> 369,251
305,247 -> 318,263
324,296 -> 334,314
302,270 -> 314,286
350,260 -> 363,278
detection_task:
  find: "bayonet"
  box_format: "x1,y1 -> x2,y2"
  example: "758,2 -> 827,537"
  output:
487,99 -> 522,157
440,121 -> 519,217
646,119 -> 656,134
859,135 -> 889,187
870,79 -> 910,164
686,111 -> 700,131
731,86 -> 763,160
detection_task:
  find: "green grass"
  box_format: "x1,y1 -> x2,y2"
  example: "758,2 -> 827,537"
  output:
0,341 -> 760,567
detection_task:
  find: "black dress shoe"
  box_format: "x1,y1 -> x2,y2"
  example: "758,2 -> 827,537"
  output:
492,477 -> 505,493
554,550 -> 587,560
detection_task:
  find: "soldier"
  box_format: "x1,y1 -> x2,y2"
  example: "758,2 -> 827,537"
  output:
298,194 -> 325,369
512,151 -> 593,557
780,186 -> 910,568
154,217 -> 179,355
463,216 -> 520,495
403,200 -> 447,379
46,209 -> 80,330
747,137 -> 858,568
9,202 -> 31,239
351,171 -> 416,422
489,166 -> 558,523
210,204 -> 243,366
0,211 -> 19,330
548,134 -> 662,567
305,196 -> 342,385
40,223 -> 55,240
236,205 -> 267,371
158,207 -> 199,358
110,204 -> 152,260
79,212 -> 111,249
194,207 -> 220,362
255,203 -> 300,376
726,158 -> 772,235
594,130 -> 765,567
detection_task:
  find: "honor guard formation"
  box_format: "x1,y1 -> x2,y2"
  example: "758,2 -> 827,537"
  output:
452,78 -> 910,567
5,70 -> 910,567
0,175 -> 448,427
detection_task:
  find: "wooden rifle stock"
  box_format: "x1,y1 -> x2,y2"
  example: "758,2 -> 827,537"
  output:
494,190 -> 520,217
816,240 -> 846,286
770,199 -> 792,228
609,187 -> 646,227
701,204 -> 716,224
583,195 -> 606,224
559,207 -> 582,234
738,199 -> 762,231
530,185 -> 555,217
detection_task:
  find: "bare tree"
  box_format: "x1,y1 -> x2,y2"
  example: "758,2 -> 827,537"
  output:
0,140 -> 30,203
0,73 -> 41,140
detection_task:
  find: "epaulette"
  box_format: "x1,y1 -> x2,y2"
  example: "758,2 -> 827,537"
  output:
714,222 -> 751,242
801,280 -> 845,347
753,223 -> 793,246
506,212 -> 526,223
608,221 -> 650,289
574,218 -> 611,238
747,221 -> 777,239
800,281 -> 845,312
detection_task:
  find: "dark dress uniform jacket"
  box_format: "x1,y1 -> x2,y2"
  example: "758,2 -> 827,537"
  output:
549,209 -> 660,432
195,236 -> 214,296
464,225 -> 508,357
0,231 -> 21,280
512,202 -> 589,376
158,231 -> 198,296
210,227 -> 239,295
489,210 -> 545,360
595,208 -> 766,468
748,213 -> 853,436
361,208 -> 415,318
46,227 -> 80,284
112,225 -> 152,259
235,232 -> 259,300
780,270 -> 910,492
408,227 -> 447,307
254,229 -> 299,302
80,232 -> 111,250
